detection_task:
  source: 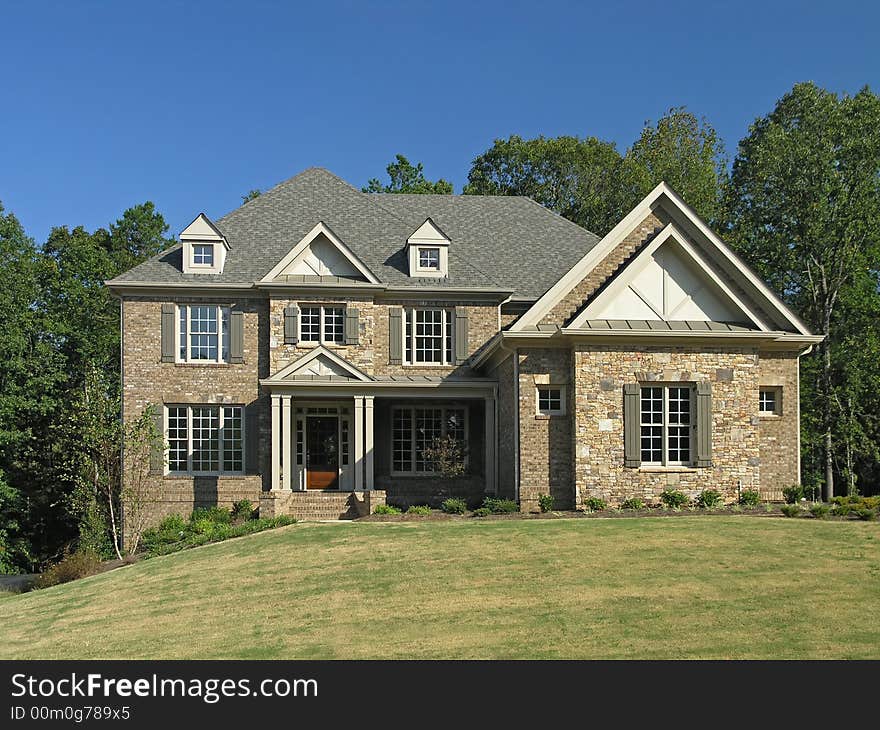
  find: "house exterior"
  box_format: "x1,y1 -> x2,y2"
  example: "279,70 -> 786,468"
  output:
107,167 -> 822,522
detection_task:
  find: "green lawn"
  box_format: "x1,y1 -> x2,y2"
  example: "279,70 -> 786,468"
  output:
2,516 -> 879,659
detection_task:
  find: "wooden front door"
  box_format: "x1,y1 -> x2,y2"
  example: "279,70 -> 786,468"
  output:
306,416 -> 339,489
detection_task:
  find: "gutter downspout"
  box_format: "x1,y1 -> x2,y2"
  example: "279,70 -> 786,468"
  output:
118,297 -> 125,552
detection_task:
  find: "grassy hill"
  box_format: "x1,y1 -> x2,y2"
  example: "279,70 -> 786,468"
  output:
2,516 -> 879,659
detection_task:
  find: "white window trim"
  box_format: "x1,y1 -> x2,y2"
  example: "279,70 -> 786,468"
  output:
416,247 -> 441,272
403,307 -> 454,366
165,404 -> 245,476
639,383 -> 694,467
299,305 -> 346,346
191,243 -> 215,267
176,305 -> 230,364
390,405 -> 469,476
536,385 -> 566,416
759,386 -> 782,416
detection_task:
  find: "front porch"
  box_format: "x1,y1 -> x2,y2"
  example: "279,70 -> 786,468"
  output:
259,356 -> 498,519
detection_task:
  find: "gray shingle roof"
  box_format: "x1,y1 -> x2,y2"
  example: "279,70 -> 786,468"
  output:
108,167 -> 601,299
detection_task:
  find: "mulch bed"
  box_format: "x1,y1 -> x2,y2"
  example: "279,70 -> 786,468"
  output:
356,506 -> 795,522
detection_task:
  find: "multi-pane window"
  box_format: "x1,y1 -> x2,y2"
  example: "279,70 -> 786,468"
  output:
299,305 -> 345,344
403,308 -> 453,365
418,247 -> 440,270
392,406 -> 467,474
640,386 -> 692,465
192,244 -> 214,266
537,386 -> 564,415
165,405 -> 244,474
177,305 -> 229,362
759,389 -> 779,414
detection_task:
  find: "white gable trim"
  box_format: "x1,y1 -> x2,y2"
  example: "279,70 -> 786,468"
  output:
407,217 -> 451,246
512,182 -> 810,334
570,224 -> 769,330
265,345 -> 373,383
260,221 -> 381,284
180,213 -> 229,247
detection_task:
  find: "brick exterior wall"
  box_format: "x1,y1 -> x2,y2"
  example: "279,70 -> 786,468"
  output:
517,348 -> 574,511
495,357 -> 516,500
572,344 -> 761,507
541,211 -> 667,326
756,351 -> 800,498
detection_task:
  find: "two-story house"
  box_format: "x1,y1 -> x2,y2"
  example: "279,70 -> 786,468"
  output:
107,167 -> 822,522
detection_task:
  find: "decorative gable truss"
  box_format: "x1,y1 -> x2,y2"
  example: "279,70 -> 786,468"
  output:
264,345 -> 373,383
512,182 -> 812,335
261,221 -> 381,284
180,213 -> 230,274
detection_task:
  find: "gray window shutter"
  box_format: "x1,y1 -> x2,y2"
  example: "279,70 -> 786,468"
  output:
229,310 -> 244,363
149,407 -> 165,474
623,383 -> 641,468
389,307 -> 403,365
695,381 -> 713,467
345,306 -> 359,345
284,305 -> 299,345
245,401 -> 261,475
161,303 -> 176,362
454,307 -> 469,364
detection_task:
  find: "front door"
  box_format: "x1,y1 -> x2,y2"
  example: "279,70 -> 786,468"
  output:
306,416 -> 339,489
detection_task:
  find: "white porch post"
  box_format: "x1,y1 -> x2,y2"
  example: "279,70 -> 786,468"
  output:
484,395 -> 496,494
281,395 -> 292,491
364,396 -> 374,491
271,394 -> 282,491
353,396 -> 364,491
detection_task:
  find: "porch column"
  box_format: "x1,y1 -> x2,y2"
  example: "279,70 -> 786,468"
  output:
271,394 -> 282,490
281,394 -> 292,491
364,396 -> 374,490
353,396 -> 364,491
484,395 -> 497,494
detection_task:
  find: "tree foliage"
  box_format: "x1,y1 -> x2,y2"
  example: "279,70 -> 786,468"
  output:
364,154 -> 453,194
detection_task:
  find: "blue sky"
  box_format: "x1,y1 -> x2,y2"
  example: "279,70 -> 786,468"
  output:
1,0 -> 877,243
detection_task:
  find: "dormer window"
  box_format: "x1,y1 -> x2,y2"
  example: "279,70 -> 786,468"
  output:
407,218 -> 450,278
418,247 -> 440,271
192,244 -> 214,266
180,213 -> 229,274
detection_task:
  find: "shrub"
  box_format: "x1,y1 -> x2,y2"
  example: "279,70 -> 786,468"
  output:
143,516 -> 295,557
810,503 -> 831,519
780,504 -> 802,518
738,489 -> 761,506
483,497 -> 519,514
472,507 -> 491,518
36,550 -> 102,589
856,508 -> 877,522
621,498 -> 645,511
373,504 -> 401,515
696,489 -> 722,509
831,503 -> 851,517
191,518 -> 216,535
862,496 -> 880,510
230,500 -> 255,522
190,506 -> 232,525
782,485 -> 804,504
660,490 -> 689,509
441,498 -> 467,515
584,497 -> 608,512
538,494 -> 555,513
406,505 -> 431,515
141,514 -> 188,552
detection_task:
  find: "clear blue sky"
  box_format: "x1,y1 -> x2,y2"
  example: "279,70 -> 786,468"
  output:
2,0 -> 877,243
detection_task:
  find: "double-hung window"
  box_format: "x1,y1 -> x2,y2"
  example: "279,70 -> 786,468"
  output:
166,405 -> 243,474
392,406 -> 467,474
403,308 -> 453,365
300,305 -> 345,344
178,305 -> 230,362
640,385 -> 692,465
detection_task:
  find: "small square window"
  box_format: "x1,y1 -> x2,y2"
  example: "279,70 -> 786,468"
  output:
193,244 -> 214,266
759,388 -> 781,415
537,386 -> 564,415
418,248 -> 440,270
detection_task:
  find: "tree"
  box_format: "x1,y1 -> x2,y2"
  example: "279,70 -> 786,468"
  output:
624,107 -> 728,225
726,83 -> 880,499
463,135 -> 630,235
364,154 -> 453,194
106,202 -> 175,274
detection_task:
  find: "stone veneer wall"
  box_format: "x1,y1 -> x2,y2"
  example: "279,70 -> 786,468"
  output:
517,348 -> 574,511
269,295 -> 499,377
756,351 -> 800,498
572,344 -> 761,507
121,296 -> 269,528
541,211 -> 667,326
